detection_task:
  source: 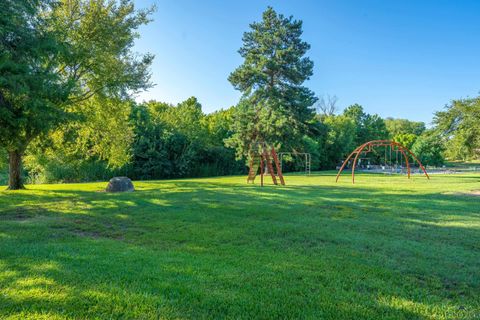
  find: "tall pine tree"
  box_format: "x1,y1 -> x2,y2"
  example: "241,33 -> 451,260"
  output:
226,7 -> 317,158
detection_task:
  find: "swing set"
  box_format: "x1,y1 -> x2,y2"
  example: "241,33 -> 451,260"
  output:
278,152 -> 311,176
336,140 -> 430,184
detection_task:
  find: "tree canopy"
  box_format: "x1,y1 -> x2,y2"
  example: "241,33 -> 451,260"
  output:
412,130 -> 445,167
0,0 -> 73,189
343,104 -> 388,146
434,97 -> 480,160
385,118 -> 426,138
0,0 -> 153,189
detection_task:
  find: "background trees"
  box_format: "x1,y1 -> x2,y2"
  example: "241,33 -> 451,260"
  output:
50,0 -> 154,101
24,96 -> 134,183
385,118 -> 426,137
307,104 -> 389,169
343,104 -> 389,146
120,99 -> 242,181
318,114 -> 356,169
392,133 -> 417,150
434,97 -> 480,160
411,130 -> 446,167
384,117 -> 426,152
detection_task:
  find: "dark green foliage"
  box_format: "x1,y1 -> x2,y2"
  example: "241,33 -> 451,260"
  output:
411,130 -> 445,167
321,114 -> 357,168
0,0 -> 74,188
0,0 -> 72,150
434,97 -> 480,160
25,156 -> 123,183
0,0 -> 153,189
227,7 -> 317,158
0,148 -> 7,185
343,104 -> 389,146
128,100 -> 244,181
303,105 -> 388,171
128,104 -> 170,179
279,135 -> 320,173
21,98 -> 245,183
0,148 -> 6,169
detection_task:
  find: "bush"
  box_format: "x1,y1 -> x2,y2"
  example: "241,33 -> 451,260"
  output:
411,131 -> 445,167
24,152 -> 122,184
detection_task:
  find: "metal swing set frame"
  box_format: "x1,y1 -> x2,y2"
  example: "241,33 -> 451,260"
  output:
278,152 -> 311,176
336,140 -> 430,184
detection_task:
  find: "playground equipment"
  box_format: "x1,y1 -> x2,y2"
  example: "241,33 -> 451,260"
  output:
278,152 -> 311,175
247,141 -> 285,186
336,140 -> 429,184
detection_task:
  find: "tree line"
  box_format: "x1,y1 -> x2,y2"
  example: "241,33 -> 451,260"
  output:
1,2 -> 478,189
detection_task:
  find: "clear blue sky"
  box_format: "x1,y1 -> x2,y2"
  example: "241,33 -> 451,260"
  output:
133,0 -> 480,124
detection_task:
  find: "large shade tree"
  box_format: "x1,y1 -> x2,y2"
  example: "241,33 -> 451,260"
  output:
0,0 -> 153,189
0,0 -> 73,189
226,7 -> 317,158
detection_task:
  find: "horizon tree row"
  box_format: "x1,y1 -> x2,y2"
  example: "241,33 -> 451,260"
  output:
1,3 -> 476,188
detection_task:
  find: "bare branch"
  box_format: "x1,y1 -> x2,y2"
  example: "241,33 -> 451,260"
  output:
316,94 -> 338,116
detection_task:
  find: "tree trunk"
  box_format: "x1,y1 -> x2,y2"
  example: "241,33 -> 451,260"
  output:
7,150 -> 25,190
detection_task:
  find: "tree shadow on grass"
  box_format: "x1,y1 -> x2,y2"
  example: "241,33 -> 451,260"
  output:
0,178 -> 479,318
0,236 -> 446,320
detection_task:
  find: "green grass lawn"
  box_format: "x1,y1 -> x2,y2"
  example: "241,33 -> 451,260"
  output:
0,172 -> 479,319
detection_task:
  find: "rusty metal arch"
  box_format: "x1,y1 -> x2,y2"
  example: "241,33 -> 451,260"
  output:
336,140 -> 430,184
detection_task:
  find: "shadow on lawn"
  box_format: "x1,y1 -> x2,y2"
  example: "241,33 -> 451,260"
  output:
0,241 -> 430,319
0,179 -> 479,318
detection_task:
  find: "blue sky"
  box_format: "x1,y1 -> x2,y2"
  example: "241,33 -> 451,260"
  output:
133,0 -> 480,124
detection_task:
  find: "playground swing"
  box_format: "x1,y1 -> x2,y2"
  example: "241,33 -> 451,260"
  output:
394,146 -> 405,173
336,140 -> 430,184
278,151 -> 312,176
351,144 -> 406,174
379,145 -> 406,172
383,144 -> 393,172
376,144 -> 401,173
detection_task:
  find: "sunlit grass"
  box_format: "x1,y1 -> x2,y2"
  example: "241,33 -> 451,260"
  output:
0,172 -> 479,319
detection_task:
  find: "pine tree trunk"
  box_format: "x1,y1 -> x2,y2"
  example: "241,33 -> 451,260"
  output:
7,150 -> 24,190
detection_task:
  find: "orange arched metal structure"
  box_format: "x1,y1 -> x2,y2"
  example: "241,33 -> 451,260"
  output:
336,140 -> 430,184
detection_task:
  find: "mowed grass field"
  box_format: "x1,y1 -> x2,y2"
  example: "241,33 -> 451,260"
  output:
0,172 -> 479,319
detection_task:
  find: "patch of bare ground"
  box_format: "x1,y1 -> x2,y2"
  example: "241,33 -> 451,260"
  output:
445,190 -> 480,196
67,219 -> 128,241
0,206 -> 47,221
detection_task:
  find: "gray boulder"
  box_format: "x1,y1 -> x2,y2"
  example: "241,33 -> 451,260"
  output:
106,177 -> 134,192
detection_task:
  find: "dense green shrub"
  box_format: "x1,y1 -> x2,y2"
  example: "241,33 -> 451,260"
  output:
411,131 -> 445,167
